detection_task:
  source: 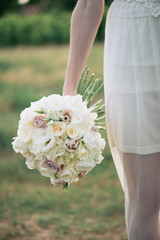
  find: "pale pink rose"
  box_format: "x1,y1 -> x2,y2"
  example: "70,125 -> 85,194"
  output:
66,138 -> 80,152
33,115 -> 47,129
54,179 -> 66,187
42,159 -> 63,174
91,125 -> 99,132
61,109 -> 72,123
78,171 -> 88,178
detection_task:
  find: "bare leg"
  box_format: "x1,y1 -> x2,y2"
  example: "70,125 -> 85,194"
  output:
121,151 -> 160,240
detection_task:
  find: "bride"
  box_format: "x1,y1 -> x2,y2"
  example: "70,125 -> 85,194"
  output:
62,0 -> 160,239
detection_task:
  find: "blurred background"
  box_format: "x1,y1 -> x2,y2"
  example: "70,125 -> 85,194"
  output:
0,0 -> 126,239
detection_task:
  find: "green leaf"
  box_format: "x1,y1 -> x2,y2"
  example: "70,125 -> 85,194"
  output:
81,73 -> 95,96
34,110 -> 44,114
95,115 -> 105,121
80,68 -> 89,94
43,118 -> 52,122
63,182 -> 69,192
77,66 -> 89,94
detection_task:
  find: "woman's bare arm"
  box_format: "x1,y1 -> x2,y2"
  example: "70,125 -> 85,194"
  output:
62,0 -> 104,96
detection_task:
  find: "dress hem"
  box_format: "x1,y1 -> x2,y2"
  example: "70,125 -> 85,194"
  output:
117,143 -> 160,155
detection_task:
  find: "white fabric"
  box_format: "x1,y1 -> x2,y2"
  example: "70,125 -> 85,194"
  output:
103,0 -> 160,190
103,1 -> 160,238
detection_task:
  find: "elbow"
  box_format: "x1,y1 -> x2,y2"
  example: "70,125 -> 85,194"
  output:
86,0 -> 104,15
72,0 -> 104,25
86,0 -> 104,22
86,0 -> 105,8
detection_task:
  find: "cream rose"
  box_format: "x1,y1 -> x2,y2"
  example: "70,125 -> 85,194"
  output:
60,166 -> 76,183
67,123 -> 82,139
39,166 -> 55,178
51,122 -> 66,136
25,158 -> 41,170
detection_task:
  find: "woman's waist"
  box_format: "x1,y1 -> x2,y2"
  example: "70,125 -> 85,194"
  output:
109,0 -> 160,18
114,0 -> 160,3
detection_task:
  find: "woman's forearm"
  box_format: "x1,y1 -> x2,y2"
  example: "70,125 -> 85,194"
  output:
63,0 -> 104,95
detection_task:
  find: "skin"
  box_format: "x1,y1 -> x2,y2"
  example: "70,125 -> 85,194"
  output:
62,0 -> 105,96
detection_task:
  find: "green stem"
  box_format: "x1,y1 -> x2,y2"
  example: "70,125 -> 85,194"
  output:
77,66 -> 88,94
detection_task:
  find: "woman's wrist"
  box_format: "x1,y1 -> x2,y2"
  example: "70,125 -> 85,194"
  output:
63,69 -> 79,96
62,89 -> 77,96
62,82 -> 77,96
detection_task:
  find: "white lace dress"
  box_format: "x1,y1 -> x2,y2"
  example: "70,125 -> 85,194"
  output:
103,0 -> 160,190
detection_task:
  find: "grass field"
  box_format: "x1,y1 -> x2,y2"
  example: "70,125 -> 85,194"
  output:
0,43 -> 127,240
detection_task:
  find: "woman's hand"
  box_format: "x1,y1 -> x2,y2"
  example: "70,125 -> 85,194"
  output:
62,0 -> 104,97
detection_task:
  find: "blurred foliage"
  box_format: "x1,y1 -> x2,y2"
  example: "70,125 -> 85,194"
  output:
0,0 -> 113,16
0,11 -> 70,46
0,0 -> 19,16
0,6 -> 108,46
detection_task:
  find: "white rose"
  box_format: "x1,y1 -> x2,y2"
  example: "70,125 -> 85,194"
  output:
48,122 -> 66,136
12,137 -> 28,154
55,146 -> 66,157
28,141 -> 39,155
90,112 -> 98,121
38,136 -> 55,153
68,158 -> 77,168
17,122 -> 34,142
78,142 -> 89,161
56,157 -> 65,165
70,95 -> 87,111
39,166 -> 55,178
17,108 -> 42,142
80,112 -> 97,131
47,94 -> 62,110
31,94 -> 62,113
76,159 -> 95,172
20,107 -> 37,123
97,137 -> 106,150
67,123 -> 82,139
30,96 -> 47,111
95,154 -> 104,164
60,166 -> 76,183
55,136 -> 66,148
71,113 -> 84,124
83,132 -> 98,149
62,94 -> 86,111
25,158 -> 41,169
47,109 -> 61,121
62,152 -> 75,162
30,128 -> 56,153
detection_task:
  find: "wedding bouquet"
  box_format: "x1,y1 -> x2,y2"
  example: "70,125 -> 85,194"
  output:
12,66 -> 106,190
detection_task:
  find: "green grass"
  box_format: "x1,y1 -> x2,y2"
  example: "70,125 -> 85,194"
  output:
0,44 -> 127,240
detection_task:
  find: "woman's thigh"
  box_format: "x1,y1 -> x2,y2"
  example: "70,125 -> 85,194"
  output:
122,152 -> 160,207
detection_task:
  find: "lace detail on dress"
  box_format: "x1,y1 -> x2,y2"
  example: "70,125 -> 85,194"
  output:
116,0 -> 160,17
144,1 -> 160,17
